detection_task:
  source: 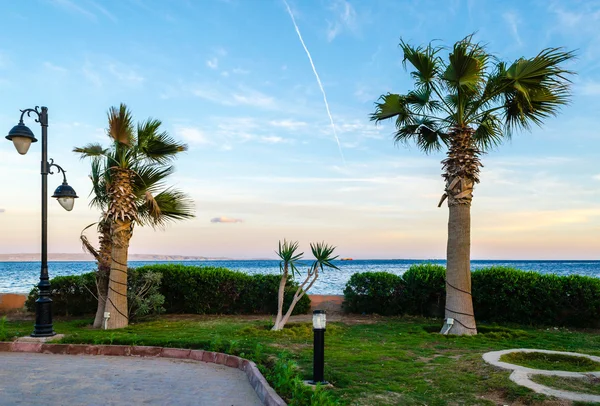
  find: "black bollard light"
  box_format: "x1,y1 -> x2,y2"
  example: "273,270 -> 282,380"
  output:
311,310 -> 327,384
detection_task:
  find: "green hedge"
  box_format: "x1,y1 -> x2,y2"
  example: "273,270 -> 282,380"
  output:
342,272 -> 404,315
343,265 -> 600,328
26,273 -> 97,316
27,264 -> 311,317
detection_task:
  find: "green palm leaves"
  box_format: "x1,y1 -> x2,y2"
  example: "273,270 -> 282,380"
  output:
310,241 -> 340,273
74,104 -> 195,229
277,239 -> 303,277
371,34 -> 575,152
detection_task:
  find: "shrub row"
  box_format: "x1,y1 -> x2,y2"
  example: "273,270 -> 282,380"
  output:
343,265 -> 600,328
27,264 -> 310,317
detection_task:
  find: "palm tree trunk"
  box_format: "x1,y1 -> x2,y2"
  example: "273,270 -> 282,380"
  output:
440,128 -> 481,336
104,219 -> 131,329
104,167 -> 137,330
444,203 -> 477,335
92,220 -> 112,328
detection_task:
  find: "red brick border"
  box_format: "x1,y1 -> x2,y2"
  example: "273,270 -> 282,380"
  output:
0,341 -> 286,406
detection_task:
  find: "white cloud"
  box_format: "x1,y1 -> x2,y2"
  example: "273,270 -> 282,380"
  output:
206,57 -> 218,69
175,126 -> 210,145
231,68 -> 249,75
269,119 -> 307,130
232,87 -> 275,108
50,0 -> 97,20
108,63 -> 144,84
579,80 -> 600,95
326,0 -> 358,42
81,58 -> 144,87
260,136 -> 285,144
0,208 -> 5,213
43,62 -> 68,73
503,11 -> 522,46
593,174 -> 600,181
82,62 -> 102,87
192,85 -> 277,109
211,216 -> 243,223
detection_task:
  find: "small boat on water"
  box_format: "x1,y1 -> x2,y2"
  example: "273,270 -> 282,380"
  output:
340,258 -> 353,261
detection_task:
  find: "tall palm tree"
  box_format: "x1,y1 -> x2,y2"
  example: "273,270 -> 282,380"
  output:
371,35 -> 574,335
79,155 -> 194,328
74,104 -> 193,329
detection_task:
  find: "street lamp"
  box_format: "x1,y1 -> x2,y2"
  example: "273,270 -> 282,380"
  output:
5,106 -> 78,337
311,310 -> 327,385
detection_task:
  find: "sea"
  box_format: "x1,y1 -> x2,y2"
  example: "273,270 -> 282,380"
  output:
1,259 -> 599,295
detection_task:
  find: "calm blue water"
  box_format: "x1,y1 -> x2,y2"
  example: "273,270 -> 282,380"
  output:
1,259 -> 599,295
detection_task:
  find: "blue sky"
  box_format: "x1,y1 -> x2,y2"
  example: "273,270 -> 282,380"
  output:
0,0 -> 599,259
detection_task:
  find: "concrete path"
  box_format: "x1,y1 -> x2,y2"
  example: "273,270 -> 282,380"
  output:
0,352 -> 263,406
483,349 -> 600,403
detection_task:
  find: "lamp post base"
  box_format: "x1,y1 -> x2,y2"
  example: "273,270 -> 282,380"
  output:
32,297 -> 55,337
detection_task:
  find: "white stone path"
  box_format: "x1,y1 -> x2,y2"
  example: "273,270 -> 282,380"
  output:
483,349 -> 600,403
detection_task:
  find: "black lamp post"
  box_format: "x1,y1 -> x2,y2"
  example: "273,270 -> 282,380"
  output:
5,106 -> 78,337
311,310 -> 327,385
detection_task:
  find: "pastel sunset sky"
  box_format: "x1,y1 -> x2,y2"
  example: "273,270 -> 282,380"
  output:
0,0 -> 599,259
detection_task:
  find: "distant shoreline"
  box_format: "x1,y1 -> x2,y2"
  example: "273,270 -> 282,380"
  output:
0,254 -> 235,262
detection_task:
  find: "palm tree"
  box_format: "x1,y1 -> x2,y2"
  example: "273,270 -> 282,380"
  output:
371,35 -> 574,335
74,103 -> 193,329
79,155 -> 194,328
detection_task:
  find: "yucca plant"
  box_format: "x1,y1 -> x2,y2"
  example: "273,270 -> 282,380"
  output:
271,241 -> 339,331
371,34 -> 574,335
272,239 -> 303,331
74,103 -> 194,329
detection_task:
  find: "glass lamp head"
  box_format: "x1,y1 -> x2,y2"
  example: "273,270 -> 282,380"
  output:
6,122 -> 38,155
52,182 -> 78,211
312,310 -> 326,330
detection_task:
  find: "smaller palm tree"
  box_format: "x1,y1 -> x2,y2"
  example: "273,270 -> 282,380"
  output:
75,104 -> 193,329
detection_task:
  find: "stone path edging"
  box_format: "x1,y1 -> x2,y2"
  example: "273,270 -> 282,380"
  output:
483,349 -> 600,403
0,341 -> 286,406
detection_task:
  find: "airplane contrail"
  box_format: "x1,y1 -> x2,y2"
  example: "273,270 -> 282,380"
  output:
283,0 -> 346,165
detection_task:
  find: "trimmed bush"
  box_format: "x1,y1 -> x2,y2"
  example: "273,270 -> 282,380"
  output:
26,273 -> 96,316
27,264 -> 310,317
343,272 -> 404,315
401,264 -> 446,317
471,267 -> 600,328
343,265 -> 600,328
136,264 -> 310,315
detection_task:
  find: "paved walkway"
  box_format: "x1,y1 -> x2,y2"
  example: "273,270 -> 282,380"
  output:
0,352 -> 263,406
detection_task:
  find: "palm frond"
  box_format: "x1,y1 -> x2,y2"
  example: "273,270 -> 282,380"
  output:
73,143 -> 108,158
107,103 -> 134,146
473,113 -> 504,150
131,164 -> 175,197
502,48 -> 574,132
394,118 -> 449,154
137,188 -> 195,228
442,34 -> 490,95
399,39 -> 442,88
406,88 -> 442,114
137,119 -> 188,164
370,93 -> 416,126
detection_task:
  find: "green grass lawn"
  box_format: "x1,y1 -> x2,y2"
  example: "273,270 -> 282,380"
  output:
3,315 -> 600,405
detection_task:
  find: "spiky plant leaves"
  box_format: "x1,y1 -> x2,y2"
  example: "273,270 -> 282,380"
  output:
310,241 -> 340,273
277,239 -> 304,277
